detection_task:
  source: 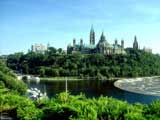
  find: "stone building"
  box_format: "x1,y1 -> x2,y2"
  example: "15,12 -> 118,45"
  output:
31,44 -> 47,53
143,47 -> 152,53
67,27 -> 126,55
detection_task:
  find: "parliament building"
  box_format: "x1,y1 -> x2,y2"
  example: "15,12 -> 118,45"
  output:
67,26 -> 126,55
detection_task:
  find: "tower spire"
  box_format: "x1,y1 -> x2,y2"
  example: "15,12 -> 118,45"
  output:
100,31 -> 106,42
90,25 -> 95,45
101,31 -> 104,36
91,24 -> 94,32
133,35 -> 138,50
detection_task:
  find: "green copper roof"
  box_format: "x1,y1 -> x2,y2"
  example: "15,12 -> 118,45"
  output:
113,44 -> 122,49
84,44 -> 96,49
108,44 -> 114,48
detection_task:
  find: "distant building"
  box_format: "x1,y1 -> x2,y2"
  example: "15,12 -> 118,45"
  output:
90,25 -> 95,45
67,26 -> 126,55
143,47 -> 152,53
133,36 -> 138,50
31,44 -> 47,53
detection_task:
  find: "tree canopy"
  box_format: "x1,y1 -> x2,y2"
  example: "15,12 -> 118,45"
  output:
6,49 -> 160,78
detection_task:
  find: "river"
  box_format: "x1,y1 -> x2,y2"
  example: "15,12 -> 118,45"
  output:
27,78 -> 160,104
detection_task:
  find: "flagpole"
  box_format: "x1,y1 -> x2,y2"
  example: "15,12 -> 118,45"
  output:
65,77 -> 68,93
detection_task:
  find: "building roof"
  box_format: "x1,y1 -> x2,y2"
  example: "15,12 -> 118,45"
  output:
83,44 -> 96,49
113,44 -> 122,49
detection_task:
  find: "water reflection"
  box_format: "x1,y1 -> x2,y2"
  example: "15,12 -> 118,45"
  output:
27,78 -> 160,104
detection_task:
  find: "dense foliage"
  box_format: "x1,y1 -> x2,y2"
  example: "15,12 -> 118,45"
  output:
0,59 -> 27,94
1,55 -> 160,120
6,48 -> 160,78
1,92 -> 160,120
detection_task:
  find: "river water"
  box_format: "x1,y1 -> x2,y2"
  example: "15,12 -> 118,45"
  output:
27,78 -> 160,104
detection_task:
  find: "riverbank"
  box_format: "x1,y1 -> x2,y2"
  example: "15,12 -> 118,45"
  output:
40,76 -> 160,81
40,76 -> 117,81
40,77 -> 82,81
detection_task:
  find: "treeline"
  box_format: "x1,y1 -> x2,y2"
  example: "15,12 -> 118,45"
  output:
6,47 -> 160,78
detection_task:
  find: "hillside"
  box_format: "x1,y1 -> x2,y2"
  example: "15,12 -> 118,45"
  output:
0,59 -> 27,94
6,48 -> 160,78
0,54 -> 160,120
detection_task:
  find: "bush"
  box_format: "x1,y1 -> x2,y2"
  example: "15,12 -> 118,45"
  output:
0,60 -> 27,94
0,93 -> 43,120
1,92 -> 160,120
0,81 -> 5,89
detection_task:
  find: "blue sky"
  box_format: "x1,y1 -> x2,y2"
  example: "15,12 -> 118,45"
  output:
0,0 -> 160,54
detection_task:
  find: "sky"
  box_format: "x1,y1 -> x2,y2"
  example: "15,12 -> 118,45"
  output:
0,0 -> 160,55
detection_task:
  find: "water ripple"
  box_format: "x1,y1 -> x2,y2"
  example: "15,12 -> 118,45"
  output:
114,76 -> 160,96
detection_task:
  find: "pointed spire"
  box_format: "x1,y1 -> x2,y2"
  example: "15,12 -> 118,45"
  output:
100,31 -> 106,42
134,35 -> 137,42
90,25 -> 95,45
101,31 -> 105,38
133,35 -> 138,50
90,24 -> 94,33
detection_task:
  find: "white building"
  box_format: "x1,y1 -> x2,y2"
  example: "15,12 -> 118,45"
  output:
31,44 -> 47,53
143,47 -> 152,53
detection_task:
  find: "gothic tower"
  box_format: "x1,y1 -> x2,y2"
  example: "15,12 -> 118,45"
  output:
100,32 -> 106,42
115,39 -> 118,46
90,25 -> 95,45
121,40 -> 124,49
80,38 -> 83,47
133,36 -> 138,50
73,38 -> 76,47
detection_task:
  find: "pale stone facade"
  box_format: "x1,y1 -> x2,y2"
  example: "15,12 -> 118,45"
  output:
67,27 -> 126,55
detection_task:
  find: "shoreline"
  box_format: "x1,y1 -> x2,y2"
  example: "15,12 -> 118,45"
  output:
40,76 -> 160,81
40,76 -> 115,81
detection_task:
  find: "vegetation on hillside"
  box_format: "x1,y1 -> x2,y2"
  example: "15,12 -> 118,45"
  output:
0,59 -> 27,94
1,92 -> 160,120
1,55 -> 160,120
6,48 -> 160,78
